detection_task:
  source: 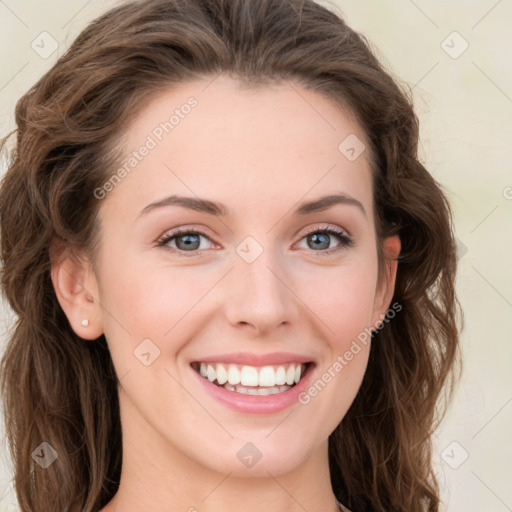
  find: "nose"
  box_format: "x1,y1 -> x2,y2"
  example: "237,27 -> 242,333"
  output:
222,246 -> 298,336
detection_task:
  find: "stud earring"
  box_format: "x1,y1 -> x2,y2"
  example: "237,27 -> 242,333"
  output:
81,319 -> 89,327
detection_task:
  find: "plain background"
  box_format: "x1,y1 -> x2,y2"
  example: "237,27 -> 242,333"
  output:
0,1 -> 511,510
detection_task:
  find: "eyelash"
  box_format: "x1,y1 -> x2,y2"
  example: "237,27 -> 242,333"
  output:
156,224 -> 354,257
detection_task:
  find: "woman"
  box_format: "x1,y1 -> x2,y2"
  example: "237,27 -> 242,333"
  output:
0,0 -> 461,510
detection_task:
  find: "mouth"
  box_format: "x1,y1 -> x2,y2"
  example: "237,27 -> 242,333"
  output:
190,361 -> 313,396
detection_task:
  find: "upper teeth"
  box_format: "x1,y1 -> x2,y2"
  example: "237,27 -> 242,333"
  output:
198,362 -> 305,387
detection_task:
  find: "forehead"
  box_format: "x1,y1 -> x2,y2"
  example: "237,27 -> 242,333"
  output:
103,75 -> 374,220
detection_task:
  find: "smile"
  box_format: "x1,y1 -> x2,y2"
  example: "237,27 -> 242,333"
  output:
191,362 -> 309,396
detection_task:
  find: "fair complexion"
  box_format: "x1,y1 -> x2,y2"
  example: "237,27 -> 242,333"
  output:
52,76 -> 399,512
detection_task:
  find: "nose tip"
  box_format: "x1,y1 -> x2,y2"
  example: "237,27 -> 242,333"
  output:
223,252 -> 296,335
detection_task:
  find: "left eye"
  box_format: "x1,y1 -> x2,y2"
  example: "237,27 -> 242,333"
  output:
295,227 -> 353,253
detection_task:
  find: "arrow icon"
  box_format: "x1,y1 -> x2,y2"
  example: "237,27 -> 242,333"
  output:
441,31 -> 468,59
31,441 -> 58,468
31,31 -> 59,59
237,441 -> 263,468
134,339 -> 161,366
338,134 -> 365,161
440,441 -> 469,469
236,236 -> 263,263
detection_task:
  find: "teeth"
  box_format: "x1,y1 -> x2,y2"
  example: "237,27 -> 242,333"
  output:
275,366 -> 286,385
195,362 -> 307,388
259,366 -> 275,387
286,365 -> 295,385
294,365 -> 301,384
240,366 -> 259,386
227,365 -> 241,385
223,383 -> 293,395
206,364 -> 216,382
216,363 -> 228,385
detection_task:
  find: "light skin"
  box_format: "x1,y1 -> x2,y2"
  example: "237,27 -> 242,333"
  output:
51,76 -> 400,512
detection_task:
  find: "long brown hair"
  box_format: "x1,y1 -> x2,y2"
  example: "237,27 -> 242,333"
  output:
0,1 -> 461,510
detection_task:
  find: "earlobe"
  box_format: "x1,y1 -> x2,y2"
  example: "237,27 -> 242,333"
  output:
371,235 -> 401,329
50,241 -> 103,340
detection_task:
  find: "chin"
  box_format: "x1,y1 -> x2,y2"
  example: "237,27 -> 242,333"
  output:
188,433 -> 318,477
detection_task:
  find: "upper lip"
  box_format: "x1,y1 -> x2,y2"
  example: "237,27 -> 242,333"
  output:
191,352 -> 314,366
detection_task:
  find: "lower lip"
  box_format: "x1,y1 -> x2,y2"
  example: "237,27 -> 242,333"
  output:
193,364 -> 315,414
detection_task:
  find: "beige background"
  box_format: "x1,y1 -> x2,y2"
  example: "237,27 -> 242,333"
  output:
1,1 -> 511,510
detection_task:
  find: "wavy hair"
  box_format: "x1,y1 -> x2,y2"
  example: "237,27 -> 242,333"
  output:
0,0 -> 461,510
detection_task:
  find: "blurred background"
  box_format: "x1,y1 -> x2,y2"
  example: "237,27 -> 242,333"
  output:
1,1 -> 511,510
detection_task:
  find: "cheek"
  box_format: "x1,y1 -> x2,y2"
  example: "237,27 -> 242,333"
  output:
294,258 -> 377,401
96,253 -> 213,361
294,257 -> 379,342
296,266 -> 375,424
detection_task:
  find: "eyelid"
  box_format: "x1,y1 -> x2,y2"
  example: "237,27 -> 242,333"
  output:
296,223 -> 352,240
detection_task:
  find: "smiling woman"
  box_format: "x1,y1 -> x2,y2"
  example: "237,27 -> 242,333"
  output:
0,1 -> 461,512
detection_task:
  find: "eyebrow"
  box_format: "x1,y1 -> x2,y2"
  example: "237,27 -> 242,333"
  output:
138,193 -> 366,218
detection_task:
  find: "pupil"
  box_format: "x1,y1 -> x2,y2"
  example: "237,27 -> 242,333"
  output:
177,234 -> 200,250
310,233 -> 329,250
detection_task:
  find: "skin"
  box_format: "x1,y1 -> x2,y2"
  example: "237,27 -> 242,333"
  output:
52,76 -> 400,512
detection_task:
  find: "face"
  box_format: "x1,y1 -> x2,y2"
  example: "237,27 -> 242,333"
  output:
61,76 -> 398,478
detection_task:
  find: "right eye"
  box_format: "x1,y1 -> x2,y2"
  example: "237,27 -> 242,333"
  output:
157,228 -> 217,256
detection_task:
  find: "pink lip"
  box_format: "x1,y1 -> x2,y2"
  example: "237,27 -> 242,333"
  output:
190,352 -> 314,366
192,361 -> 315,414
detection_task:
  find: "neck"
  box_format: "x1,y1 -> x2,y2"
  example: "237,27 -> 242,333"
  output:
101,388 -> 341,512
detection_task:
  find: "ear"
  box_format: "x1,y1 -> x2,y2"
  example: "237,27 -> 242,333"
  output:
370,235 -> 401,329
50,239 -> 104,340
